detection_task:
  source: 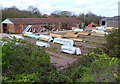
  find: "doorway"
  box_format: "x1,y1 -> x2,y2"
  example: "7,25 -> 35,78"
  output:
3,23 -> 7,33
102,21 -> 106,25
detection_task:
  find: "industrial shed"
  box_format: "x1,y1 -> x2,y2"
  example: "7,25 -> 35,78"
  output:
0,17 -> 83,33
100,16 -> 120,28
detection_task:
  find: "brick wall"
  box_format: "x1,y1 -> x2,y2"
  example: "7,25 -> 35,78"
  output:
7,24 -> 16,33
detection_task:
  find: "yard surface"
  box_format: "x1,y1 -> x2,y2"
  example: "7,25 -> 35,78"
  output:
0,31 -> 106,70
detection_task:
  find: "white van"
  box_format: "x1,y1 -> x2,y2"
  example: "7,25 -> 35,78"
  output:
53,38 -> 74,46
61,45 -> 81,55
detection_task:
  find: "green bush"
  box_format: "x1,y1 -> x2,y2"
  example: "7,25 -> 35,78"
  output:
104,29 -> 120,57
2,42 -> 58,82
64,51 -> 119,83
1,30 -> 120,83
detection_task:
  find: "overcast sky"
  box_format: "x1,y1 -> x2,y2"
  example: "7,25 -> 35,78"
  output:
1,0 -> 120,17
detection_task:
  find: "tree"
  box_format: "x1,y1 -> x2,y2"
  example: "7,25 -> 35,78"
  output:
27,6 -> 42,17
2,6 -> 43,21
78,12 -> 102,26
51,10 -> 73,17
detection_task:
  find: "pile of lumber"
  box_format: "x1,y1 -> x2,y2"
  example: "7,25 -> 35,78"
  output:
77,32 -> 90,36
63,32 -> 79,38
69,38 -> 87,42
49,33 -> 63,38
91,32 -> 105,37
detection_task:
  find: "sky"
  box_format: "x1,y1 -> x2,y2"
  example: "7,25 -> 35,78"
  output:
1,0 -> 120,17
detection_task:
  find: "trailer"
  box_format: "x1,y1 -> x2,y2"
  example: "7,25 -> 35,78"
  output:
71,27 -> 80,30
8,35 -> 24,40
91,32 -> 108,37
23,32 -> 33,37
38,35 -> 53,42
96,26 -> 106,31
73,29 -> 86,32
53,38 -> 74,46
0,41 -> 8,46
61,45 -> 81,55
69,38 -> 87,42
36,41 -> 50,47
0,41 -> 20,46
27,34 -> 39,39
91,30 -> 105,33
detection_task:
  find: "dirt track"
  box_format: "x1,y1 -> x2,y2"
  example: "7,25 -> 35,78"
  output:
47,51 -> 76,70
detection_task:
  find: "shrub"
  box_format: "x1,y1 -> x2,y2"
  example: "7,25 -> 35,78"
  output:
2,42 -> 58,82
104,29 -> 120,58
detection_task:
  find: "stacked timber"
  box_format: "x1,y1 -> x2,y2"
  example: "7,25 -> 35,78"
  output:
50,33 -> 63,38
69,38 -> 87,42
77,32 -> 90,36
63,33 -> 79,38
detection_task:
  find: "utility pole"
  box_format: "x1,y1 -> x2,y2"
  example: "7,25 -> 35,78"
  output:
84,14 -> 86,28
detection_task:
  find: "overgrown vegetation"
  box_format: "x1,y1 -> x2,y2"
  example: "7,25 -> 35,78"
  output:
103,29 -> 120,58
1,29 -> 120,83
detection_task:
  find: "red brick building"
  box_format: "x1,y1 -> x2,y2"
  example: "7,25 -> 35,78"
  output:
1,17 -> 83,33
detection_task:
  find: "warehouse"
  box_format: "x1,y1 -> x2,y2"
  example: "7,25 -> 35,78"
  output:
0,17 -> 83,33
100,16 -> 120,28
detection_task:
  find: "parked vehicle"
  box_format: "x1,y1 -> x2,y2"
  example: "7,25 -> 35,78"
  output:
53,38 -> 74,46
27,34 -> 39,39
91,30 -> 105,33
38,35 -> 53,42
23,32 -> 33,37
8,35 -> 24,40
61,45 -> 81,55
0,41 -> 8,46
73,29 -> 86,32
36,41 -> 50,47
96,26 -> 106,31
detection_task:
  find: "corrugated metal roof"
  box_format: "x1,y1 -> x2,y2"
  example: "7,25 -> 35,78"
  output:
5,17 -> 82,24
2,19 -> 14,24
107,16 -> 120,20
101,16 -> 120,21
